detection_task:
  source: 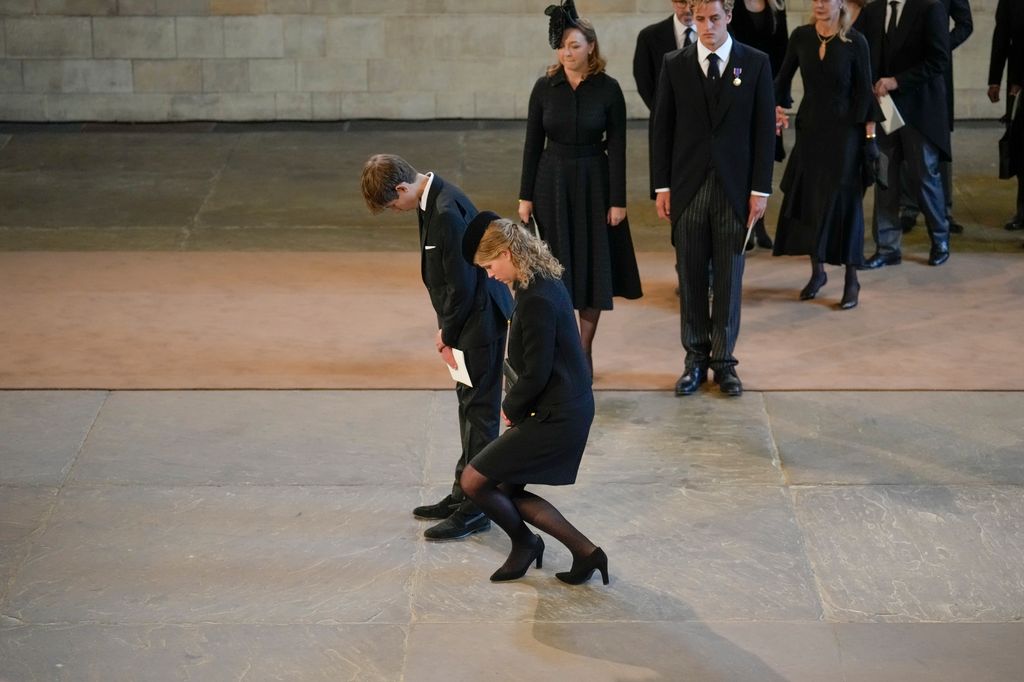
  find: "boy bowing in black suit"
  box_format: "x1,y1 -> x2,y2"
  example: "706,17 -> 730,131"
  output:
360,154 -> 514,541
651,0 -> 775,397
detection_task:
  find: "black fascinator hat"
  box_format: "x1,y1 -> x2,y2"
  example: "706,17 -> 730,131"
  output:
544,0 -> 581,49
463,210 -> 502,265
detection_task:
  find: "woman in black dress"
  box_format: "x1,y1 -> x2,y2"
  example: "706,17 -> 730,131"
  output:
730,0 -> 789,250
518,2 -> 642,374
459,213 -> 607,586
772,0 -> 878,309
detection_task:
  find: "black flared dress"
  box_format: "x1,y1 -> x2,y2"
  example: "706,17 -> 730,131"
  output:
520,70 -> 643,311
772,26 -> 877,265
471,276 -> 594,486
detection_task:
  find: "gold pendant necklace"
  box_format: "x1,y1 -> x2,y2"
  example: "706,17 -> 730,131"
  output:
817,31 -> 837,60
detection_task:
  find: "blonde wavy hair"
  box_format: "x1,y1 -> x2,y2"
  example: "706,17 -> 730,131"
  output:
546,18 -> 607,79
474,218 -> 564,288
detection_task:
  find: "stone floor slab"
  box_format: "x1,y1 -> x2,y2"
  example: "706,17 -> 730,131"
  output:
413,484 -> 822,623
583,391 -> 782,485
835,623 -> 1024,681
768,392 -> 1024,485
0,487 -> 58,605
5,485 -> 419,625
0,623 -> 406,682
73,391 -> 432,486
794,485 -> 1024,623
0,391 -> 106,485
404,622 -> 841,681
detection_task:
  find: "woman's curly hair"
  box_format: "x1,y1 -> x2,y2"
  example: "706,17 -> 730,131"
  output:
474,218 -> 564,288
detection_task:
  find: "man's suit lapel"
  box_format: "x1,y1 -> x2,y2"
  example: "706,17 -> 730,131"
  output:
684,48 -> 715,129
657,17 -> 676,54
419,175 -> 442,282
711,44 -> 744,130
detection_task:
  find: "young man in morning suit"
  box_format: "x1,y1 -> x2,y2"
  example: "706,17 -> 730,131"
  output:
860,0 -> 952,268
652,0 -> 775,398
634,0 -> 697,200
360,154 -> 514,541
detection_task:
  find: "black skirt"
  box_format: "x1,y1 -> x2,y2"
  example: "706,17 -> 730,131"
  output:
470,392 -> 594,486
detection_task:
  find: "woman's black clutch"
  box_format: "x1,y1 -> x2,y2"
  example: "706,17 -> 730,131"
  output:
502,359 -> 518,388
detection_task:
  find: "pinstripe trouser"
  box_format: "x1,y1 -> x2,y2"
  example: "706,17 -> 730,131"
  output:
673,172 -> 746,372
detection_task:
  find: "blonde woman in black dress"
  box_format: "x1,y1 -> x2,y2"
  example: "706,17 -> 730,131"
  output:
459,212 -> 607,586
773,0 -> 878,309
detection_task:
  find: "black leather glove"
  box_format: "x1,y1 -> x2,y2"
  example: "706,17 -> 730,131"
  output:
861,137 -> 882,190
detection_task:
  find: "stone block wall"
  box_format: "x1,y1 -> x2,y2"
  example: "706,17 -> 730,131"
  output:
0,0 -> 1008,121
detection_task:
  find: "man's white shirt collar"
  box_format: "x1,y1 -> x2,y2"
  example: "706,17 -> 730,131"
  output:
673,15 -> 694,49
696,34 -> 733,77
419,172 -> 434,211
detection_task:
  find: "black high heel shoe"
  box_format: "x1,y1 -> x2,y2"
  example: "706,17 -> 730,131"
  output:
490,535 -> 544,582
839,282 -> 860,310
799,272 -> 827,300
555,547 -> 609,585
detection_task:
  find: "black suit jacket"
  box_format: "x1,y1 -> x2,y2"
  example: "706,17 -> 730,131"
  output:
989,0 -> 1024,89
941,0 -> 973,129
651,41 -> 776,237
862,0 -> 951,158
502,276 -> 590,425
633,16 -> 678,111
419,175 -> 513,350
634,15 -> 680,199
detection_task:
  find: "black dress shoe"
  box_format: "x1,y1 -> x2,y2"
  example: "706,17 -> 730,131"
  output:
900,214 -> 917,233
423,510 -> 490,541
928,241 -> 950,266
859,251 -> 902,270
1005,217 -> 1024,231
948,218 -> 964,234
714,368 -> 743,397
674,364 -> 707,396
799,271 -> 827,300
413,494 -> 460,520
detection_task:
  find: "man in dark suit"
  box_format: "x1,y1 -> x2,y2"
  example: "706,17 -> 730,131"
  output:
360,154 -> 514,541
861,0 -> 952,268
634,0 -> 696,199
988,0 -> 1024,232
652,0 -> 775,397
899,0 -> 972,235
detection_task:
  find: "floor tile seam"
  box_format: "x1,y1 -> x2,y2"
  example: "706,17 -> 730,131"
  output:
184,135 -> 241,246
0,391 -> 110,612
781,485 -> 831,625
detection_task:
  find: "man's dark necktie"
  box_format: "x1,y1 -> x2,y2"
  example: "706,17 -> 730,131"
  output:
683,28 -> 693,47
707,53 -> 720,81
704,53 -> 721,105
886,1 -> 900,39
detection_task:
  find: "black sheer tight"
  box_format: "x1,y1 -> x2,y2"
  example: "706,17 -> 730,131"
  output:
461,466 -> 538,575
461,465 -> 597,567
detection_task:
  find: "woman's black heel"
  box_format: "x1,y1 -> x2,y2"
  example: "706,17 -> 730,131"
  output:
556,547 -> 609,585
799,271 -> 827,300
490,535 -> 544,582
839,282 -> 860,310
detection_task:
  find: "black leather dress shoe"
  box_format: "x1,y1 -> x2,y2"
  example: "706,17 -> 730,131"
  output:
413,494 -> 460,520
1005,216 -> 1024,231
859,251 -> 902,270
424,510 -> 490,541
714,368 -> 743,397
928,241 -> 950,266
948,218 -> 964,234
674,365 -> 707,396
900,214 -> 917,233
